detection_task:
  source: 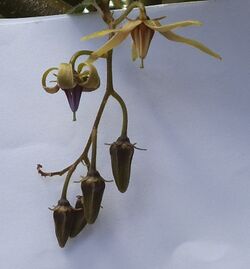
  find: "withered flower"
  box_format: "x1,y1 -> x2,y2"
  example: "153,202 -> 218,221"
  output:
110,136 -> 134,193
82,14 -> 222,68
81,170 -> 105,224
51,198 -> 73,248
42,62 -> 100,120
70,196 -> 87,238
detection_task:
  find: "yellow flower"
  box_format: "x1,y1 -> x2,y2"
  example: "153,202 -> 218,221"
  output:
42,62 -> 100,120
82,16 -> 222,68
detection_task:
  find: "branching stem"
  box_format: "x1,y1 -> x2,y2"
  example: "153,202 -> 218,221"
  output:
113,1 -> 146,26
39,0 -> 130,200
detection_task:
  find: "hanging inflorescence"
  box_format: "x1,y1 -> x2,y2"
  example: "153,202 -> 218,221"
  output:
37,0 -> 221,248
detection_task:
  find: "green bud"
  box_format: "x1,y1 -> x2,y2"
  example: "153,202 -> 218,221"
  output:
110,136 -> 134,193
52,198 -> 73,248
81,170 -> 105,224
70,196 -> 87,238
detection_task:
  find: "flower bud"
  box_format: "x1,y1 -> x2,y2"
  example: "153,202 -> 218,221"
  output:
81,170 -> 105,224
52,198 -> 73,248
110,136 -> 134,193
70,196 -> 87,238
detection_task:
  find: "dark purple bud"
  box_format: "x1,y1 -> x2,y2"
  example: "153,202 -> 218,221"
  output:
110,136 -> 134,193
70,196 -> 87,238
81,170 -> 105,224
52,198 -> 73,248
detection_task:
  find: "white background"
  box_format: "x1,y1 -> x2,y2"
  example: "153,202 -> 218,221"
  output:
0,0 -> 250,268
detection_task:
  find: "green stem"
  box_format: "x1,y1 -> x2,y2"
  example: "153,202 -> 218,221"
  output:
60,49 -> 114,199
60,4 -> 129,199
113,1 -> 146,26
111,91 -> 128,137
106,50 -> 114,91
95,0 -> 114,24
60,91 -> 110,199
90,128 -> 98,172
61,163 -> 77,200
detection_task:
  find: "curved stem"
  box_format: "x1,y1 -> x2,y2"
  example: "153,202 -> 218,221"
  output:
90,127 -> 98,172
60,90 -> 110,199
37,164 -> 71,177
42,7 -> 130,199
39,90 -> 110,179
113,1 -> 146,27
60,43 -> 116,198
94,0 -> 114,24
111,91 -> 128,137
61,163 -> 77,200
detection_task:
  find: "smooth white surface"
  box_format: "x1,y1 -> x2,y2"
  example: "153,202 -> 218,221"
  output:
0,0 -> 250,268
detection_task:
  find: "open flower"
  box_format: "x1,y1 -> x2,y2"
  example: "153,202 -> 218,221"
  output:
42,61 -> 100,120
82,15 -> 222,68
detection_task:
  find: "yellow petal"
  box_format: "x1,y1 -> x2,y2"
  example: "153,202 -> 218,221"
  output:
131,41 -> 138,61
151,16 -> 167,21
77,62 -> 86,73
85,20 -> 142,65
42,67 -> 60,94
161,30 -> 222,60
145,20 -> 202,32
78,64 -> 100,91
57,63 -> 76,89
81,29 -> 120,41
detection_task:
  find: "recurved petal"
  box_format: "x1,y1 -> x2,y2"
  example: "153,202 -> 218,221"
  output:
79,64 -> 100,90
145,20 -> 202,32
57,63 -> 76,89
161,30 -> 222,60
42,67 -> 60,94
85,20 -> 142,65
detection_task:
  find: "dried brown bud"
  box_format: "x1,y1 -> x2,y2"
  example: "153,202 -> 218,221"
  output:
70,196 -> 87,238
110,136 -> 134,193
81,170 -> 105,224
52,198 -> 73,248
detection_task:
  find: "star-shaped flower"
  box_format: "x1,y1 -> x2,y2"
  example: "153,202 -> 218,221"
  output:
82,15 -> 222,67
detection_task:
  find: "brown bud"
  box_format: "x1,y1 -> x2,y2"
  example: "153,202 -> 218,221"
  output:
70,196 -> 87,238
110,136 -> 134,193
52,198 -> 73,248
81,170 -> 105,224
